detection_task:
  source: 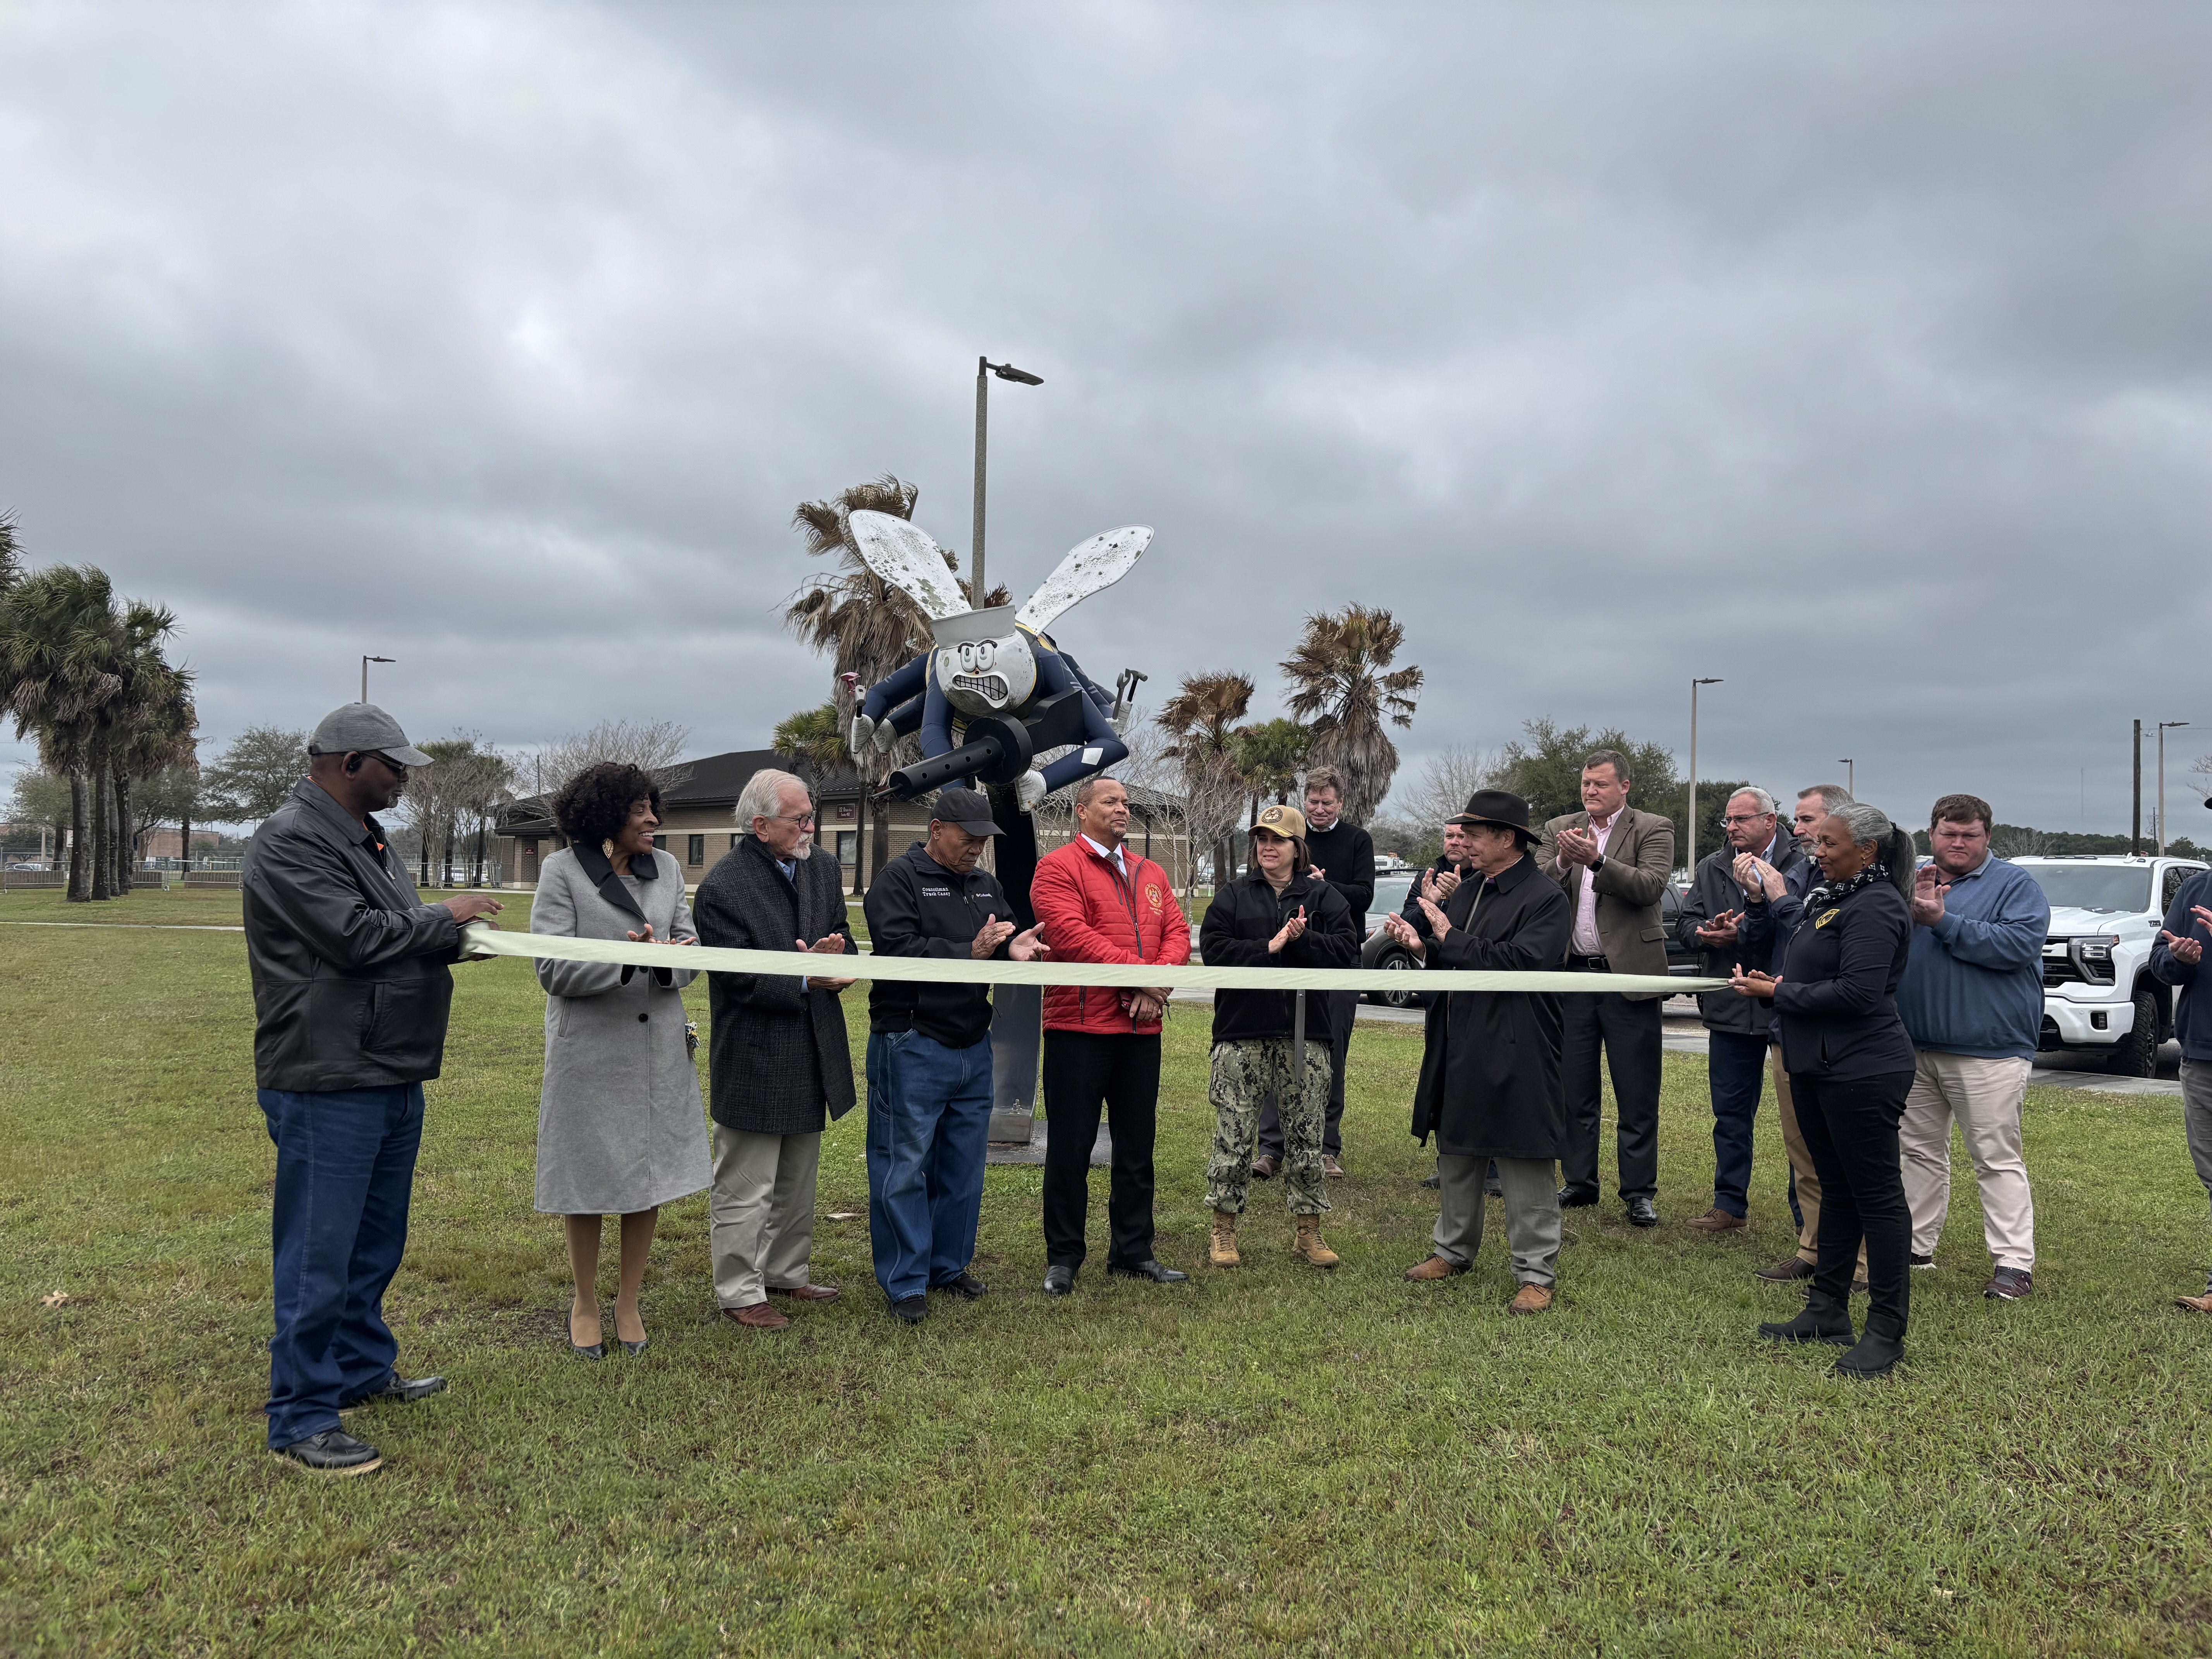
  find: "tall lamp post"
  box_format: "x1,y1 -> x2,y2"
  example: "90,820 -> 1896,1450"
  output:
972,357 -> 1042,604
2159,720 -> 2191,853
361,654 -> 394,704
1686,678 -> 1723,877
1837,758 -> 1855,797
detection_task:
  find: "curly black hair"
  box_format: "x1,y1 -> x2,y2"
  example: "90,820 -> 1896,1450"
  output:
551,761 -> 662,848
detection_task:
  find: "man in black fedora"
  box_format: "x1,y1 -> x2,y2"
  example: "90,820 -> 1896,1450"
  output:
1383,790 -> 1574,1313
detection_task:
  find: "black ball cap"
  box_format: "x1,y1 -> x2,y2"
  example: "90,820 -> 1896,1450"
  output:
932,787 -> 1004,836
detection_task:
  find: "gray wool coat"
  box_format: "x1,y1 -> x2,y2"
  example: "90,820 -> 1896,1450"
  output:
692,835 -> 857,1136
530,846 -> 712,1216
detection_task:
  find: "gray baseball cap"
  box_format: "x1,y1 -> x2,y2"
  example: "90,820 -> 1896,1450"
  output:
306,704 -> 434,767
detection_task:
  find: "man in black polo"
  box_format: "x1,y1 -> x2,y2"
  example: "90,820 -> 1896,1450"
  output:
243,705 -> 503,1476
862,788 -> 1048,1324
1254,764 -> 1374,1179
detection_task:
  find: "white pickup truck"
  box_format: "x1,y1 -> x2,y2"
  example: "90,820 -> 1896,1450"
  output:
2013,855 -> 2206,1075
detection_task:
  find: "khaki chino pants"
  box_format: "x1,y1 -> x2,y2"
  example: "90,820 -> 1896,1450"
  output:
709,1126 -> 822,1309
1898,1051 -> 2036,1271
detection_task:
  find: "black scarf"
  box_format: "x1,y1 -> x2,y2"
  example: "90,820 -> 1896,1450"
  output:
1803,860 -> 1887,917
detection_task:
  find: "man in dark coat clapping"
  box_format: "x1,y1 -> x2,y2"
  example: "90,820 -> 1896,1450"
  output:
1384,790 -> 1573,1314
692,769 -> 857,1330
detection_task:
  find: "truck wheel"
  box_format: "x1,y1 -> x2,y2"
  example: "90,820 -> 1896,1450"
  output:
2107,987 -> 2162,1077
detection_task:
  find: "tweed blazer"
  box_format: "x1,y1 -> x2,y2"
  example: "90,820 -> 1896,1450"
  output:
1535,804 -> 1676,1000
692,835 -> 857,1135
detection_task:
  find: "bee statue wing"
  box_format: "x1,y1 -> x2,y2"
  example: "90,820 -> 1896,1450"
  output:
847,510 -> 972,622
1015,525 -> 1154,633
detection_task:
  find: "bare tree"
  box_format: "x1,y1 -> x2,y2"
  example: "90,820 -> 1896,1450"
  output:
1404,743 -> 1505,830
531,719 -> 691,799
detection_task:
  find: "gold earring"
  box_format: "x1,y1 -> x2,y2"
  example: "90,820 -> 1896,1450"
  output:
601,838 -> 617,859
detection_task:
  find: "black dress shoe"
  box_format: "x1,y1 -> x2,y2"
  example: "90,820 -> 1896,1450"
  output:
1557,1186 -> 1600,1209
1625,1197 -> 1659,1228
1043,1264 -> 1077,1296
1834,1326 -> 1905,1379
275,1428 -> 382,1476
1758,1291 -> 1855,1345
1421,1171 -> 1441,1190
621,1339 -> 649,1357
933,1271 -> 988,1300
890,1295 -> 927,1324
341,1373 -> 449,1408
1108,1259 -> 1188,1283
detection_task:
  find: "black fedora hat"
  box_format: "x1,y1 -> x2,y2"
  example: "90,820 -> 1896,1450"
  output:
1446,788 -> 1540,842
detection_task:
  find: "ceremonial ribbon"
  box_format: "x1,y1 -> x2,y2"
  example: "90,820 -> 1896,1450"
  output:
0,919 -> 1726,996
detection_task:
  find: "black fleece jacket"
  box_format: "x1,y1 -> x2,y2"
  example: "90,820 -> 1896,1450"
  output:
1199,870 -> 1358,1044
862,842 -> 1013,1048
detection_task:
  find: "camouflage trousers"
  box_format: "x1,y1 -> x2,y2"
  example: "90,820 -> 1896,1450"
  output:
1206,1038 -> 1332,1217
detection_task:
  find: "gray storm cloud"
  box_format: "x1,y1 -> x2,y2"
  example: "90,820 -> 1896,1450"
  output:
3,2 -> 2209,833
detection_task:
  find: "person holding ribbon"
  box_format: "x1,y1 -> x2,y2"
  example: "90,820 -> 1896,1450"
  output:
530,761 -> 709,1360
1198,802 -> 1358,1271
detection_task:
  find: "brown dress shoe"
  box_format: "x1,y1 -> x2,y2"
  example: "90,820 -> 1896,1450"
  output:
2178,1293 -> 2212,1314
1405,1254 -> 1468,1281
1684,1207 -> 1746,1233
1250,1154 -> 1281,1180
769,1283 -> 840,1302
1508,1283 -> 1554,1316
723,1302 -> 789,1330
1755,1254 -> 1816,1283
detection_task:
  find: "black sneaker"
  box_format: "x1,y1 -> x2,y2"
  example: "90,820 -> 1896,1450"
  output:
933,1272 -> 988,1300
275,1428 -> 382,1476
1985,1267 -> 2033,1300
339,1374 -> 447,1412
890,1295 -> 927,1324
1910,1254 -> 1935,1271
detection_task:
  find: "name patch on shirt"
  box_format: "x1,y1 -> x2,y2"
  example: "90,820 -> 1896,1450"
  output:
920,886 -> 951,897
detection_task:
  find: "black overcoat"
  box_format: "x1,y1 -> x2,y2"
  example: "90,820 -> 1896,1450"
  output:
692,836 -> 857,1135
1409,852 -> 1575,1160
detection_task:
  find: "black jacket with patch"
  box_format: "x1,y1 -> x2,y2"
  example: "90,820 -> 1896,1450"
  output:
863,842 -> 1016,1049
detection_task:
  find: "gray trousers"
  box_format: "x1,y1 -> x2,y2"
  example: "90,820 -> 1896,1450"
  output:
2185,1060 -> 2212,1288
1432,1154 -> 1561,1287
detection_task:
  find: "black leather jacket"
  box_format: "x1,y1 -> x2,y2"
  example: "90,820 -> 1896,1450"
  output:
242,779 -> 461,1091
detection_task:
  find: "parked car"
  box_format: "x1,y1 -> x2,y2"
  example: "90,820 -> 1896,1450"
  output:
1361,872 -> 1424,1007
1656,880 -> 1706,979
2014,855 -> 2206,1076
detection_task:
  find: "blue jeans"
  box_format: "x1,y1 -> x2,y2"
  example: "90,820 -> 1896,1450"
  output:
1706,1030 -> 1768,1218
866,1029 -> 993,1303
258,1084 -> 424,1449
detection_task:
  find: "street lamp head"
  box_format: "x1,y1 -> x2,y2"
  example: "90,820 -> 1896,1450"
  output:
988,362 -> 1043,386
367,655 -> 395,665
1693,677 -> 1723,686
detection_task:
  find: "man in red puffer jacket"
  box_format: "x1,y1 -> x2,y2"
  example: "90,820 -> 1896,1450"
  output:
1030,775 -> 1193,1295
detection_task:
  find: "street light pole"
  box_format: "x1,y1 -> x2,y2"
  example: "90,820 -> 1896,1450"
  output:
1687,678 -> 1723,877
1837,759 -> 1855,798
971,357 -> 1042,607
362,654 -> 394,703
2133,720 -> 2143,855
2159,721 -> 2191,854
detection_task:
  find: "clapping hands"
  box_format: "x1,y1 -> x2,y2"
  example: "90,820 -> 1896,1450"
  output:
1269,905 -> 1309,954
800,933 -> 855,993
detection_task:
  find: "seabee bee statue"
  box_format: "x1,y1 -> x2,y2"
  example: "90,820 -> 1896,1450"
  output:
843,510 -> 1152,812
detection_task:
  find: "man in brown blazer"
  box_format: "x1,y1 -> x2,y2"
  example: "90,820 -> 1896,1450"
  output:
1538,749 -> 1676,1227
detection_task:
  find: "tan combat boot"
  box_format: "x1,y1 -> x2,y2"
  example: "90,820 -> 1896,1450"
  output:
1209,1209 -> 1241,1268
1293,1213 -> 1339,1269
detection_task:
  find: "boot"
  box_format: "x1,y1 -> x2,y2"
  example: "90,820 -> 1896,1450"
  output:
1209,1209 -> 1241,1269
1757,1289 -> 1854,1346
1292,1213 -> 1339,1269
1834,1314 -> 1905,1379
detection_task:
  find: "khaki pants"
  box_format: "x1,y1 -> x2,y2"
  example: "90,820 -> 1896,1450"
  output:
1774,1046 -> 1865,1274
709,1126 -> 822,1309
1899,1051 -> 2035,1271
1432,1155 -> 1561,1288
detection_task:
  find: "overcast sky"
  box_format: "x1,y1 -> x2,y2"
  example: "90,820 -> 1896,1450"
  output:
5,3 -> 2211,836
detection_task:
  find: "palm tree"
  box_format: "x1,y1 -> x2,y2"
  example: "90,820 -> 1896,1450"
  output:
0,565 -> 125,902
1158,670 -> 1255,892
774,701 -> 850,868
1231,717 -> 1311,821
96,600 -> 191,894
1280,604 -> 1424,825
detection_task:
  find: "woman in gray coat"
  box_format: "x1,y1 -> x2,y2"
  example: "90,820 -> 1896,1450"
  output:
532,761 -> 711,1358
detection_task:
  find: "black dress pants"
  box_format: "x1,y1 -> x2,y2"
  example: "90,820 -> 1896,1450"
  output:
1042,1031 -> 1161,1271
1256,990 -> 1357,1159
1793,1069 -> 1915,1335
1559,983 -> 1662,1201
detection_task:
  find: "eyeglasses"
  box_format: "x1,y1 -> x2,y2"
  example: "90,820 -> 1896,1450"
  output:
1721,812 -> 1769,826
764,812 -> 816,829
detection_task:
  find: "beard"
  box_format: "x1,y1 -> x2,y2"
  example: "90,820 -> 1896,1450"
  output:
788,839 -> 812,860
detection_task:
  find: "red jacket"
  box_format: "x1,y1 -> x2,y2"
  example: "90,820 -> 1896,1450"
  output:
1031,836 -> 1192,1034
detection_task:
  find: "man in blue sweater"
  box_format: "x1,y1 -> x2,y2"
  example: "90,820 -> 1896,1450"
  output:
1894,793 -> 2050,1301
2150,865 -> 2212,1311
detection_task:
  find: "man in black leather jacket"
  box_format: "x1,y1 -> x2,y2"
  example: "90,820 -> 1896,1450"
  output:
242,704 -> 502,1477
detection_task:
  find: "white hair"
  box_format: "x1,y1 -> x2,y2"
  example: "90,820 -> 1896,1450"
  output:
1728,786 -> 1778,815
735,768 -> 808,834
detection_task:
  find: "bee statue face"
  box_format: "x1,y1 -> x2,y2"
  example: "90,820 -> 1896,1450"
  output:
934,617 -> 1037,718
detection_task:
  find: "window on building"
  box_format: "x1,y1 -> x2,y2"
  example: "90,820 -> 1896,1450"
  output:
730,832 -> 741,852
653,834 -> 668,852
688,835 -> 706,867
837,831 -> 857,869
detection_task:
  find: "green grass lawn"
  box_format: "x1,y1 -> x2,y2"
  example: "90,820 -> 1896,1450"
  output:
4,884 -> 2212,1655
